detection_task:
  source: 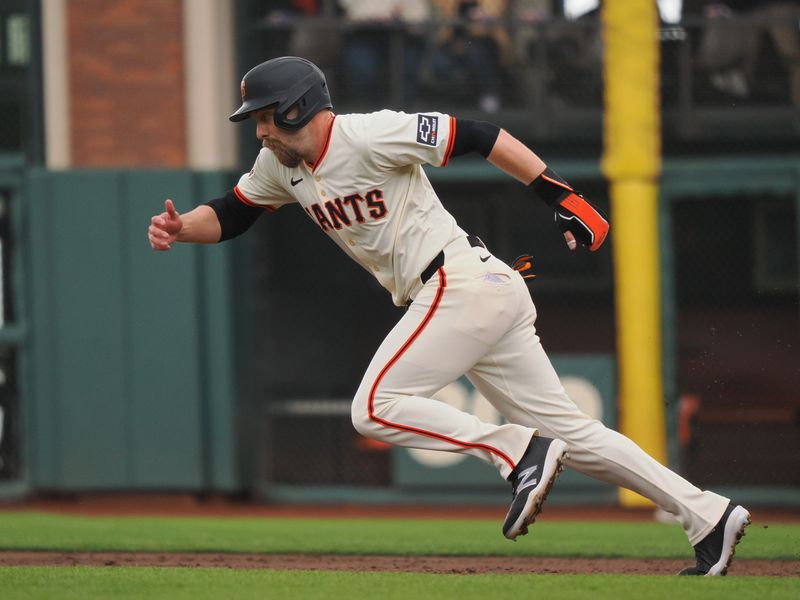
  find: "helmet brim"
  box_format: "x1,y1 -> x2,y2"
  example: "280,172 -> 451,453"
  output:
229,108 -> 251,122
229,99 -> 272,122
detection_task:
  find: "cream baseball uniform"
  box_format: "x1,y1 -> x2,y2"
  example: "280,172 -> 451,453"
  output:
235,109 -> 728,544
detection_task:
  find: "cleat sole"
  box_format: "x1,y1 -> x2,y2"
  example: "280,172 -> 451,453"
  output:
707,507 -> 751,576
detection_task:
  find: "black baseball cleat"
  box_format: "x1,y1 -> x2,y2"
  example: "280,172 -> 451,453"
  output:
502,436 -> 568,541
678,503 -> 751,576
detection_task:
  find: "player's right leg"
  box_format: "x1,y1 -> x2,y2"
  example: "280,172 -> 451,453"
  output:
352,335 -> 565,540
350,263 -> 534,480
350,252 -> 567,538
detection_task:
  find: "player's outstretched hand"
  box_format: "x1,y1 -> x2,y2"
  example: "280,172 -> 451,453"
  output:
531,168 -> 609,252
554,194 -> 609,252
148,199 -> 183,251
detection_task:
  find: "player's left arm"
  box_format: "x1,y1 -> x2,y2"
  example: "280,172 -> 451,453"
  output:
452,121 -> 609,252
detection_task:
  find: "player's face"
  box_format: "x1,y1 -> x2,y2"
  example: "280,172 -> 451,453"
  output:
252,106 -> 305,168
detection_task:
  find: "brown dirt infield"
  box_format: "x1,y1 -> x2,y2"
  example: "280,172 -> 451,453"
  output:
0,551 -> 797,576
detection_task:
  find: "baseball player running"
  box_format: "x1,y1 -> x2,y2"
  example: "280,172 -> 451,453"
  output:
148,57 -> 749,575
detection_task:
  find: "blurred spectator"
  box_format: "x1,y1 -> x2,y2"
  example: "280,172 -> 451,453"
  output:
265,0 -> 319,21
338,0 -> 430,109
748,2 -> 800,106
509,0 -> 552,110
687,1 -> 800,105
511,0 -> 551,61
264,0 -> 339,70
430,0 -> 512,113
550,6 -> 603,107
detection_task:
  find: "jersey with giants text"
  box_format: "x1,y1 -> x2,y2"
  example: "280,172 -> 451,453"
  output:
234,110 -> 466,306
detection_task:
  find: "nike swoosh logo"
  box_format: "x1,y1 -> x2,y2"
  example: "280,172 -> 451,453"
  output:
291,178 -> 303,186
480,255 -> 490,262
516,465 -> 539,493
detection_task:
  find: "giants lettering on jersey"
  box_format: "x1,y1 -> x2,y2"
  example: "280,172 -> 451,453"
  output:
305,189 -> 388,231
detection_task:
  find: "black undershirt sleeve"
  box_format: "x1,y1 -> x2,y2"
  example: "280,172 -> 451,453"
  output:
205,191 -> 265,241
451,119 -> 501,158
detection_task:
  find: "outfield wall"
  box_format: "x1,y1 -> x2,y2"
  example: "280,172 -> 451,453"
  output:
0,157 -> 797,505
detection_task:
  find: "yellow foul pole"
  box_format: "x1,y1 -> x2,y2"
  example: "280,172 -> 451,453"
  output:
601,1 -> 666,506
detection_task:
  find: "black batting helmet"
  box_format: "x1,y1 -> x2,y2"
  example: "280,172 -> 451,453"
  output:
229,56 -> 332,130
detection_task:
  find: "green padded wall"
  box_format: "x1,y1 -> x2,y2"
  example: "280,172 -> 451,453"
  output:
25,169 -> 238,491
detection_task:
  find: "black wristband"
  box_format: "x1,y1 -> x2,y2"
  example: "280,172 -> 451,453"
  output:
206,190 -> 265,241
451,119 -> 501,158
530,168 -> 574,207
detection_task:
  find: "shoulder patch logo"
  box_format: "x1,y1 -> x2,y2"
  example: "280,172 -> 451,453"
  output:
416,114 -> 439,147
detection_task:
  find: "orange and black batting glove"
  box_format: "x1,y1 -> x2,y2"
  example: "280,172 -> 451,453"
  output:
531,168 -> 610,252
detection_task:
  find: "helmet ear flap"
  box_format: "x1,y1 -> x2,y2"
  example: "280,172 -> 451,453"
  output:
275,101 -> 302,127
274,95 -> 304,129
274,82 -> 325,130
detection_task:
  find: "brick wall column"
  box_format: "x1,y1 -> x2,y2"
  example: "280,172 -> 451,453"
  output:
67,0 -> 187,167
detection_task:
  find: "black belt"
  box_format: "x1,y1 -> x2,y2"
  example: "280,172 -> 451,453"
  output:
419,234 -> 486,284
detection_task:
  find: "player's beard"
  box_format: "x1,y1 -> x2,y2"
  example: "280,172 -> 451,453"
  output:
263,139 -> 302,168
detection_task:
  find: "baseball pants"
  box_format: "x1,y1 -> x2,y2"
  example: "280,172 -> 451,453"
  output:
351,236 -> 729,544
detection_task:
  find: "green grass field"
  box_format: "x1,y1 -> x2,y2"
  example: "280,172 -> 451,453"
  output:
1,568 -> 798,600
0,512 -> 797,599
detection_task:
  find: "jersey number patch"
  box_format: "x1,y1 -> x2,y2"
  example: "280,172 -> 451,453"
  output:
416,115 -> 439,147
